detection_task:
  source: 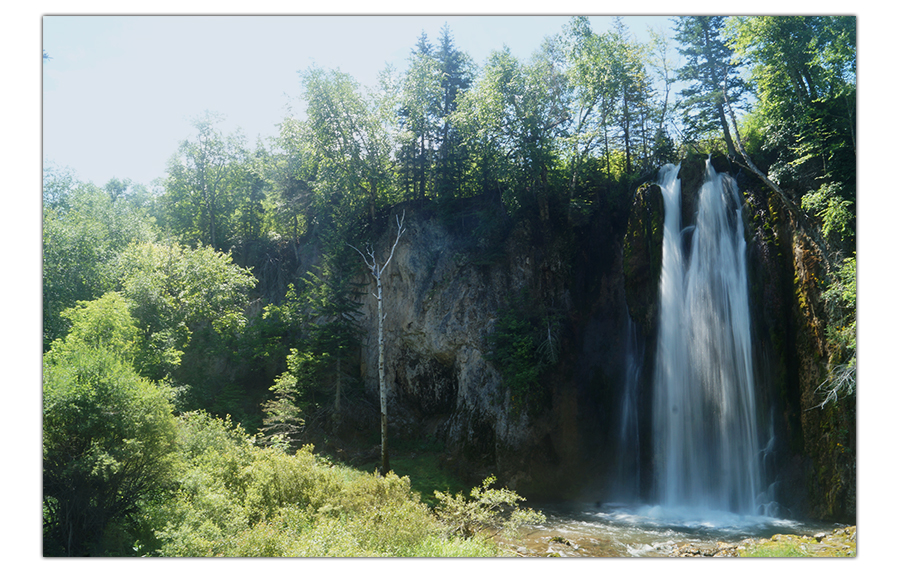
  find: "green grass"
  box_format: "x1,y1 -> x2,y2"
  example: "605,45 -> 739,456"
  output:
739,530 -> 857,558
355,436 -> 471,507
742,544 -> 807,557
389,453 -> 469,507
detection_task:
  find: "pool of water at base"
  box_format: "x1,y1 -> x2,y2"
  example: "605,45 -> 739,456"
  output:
501,501 -> 845,557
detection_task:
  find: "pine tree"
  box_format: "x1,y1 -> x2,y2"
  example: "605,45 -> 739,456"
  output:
434,23 -> 473,200
260,363 -> 305,450
673,16 -> 747,156
302,238 -> 365,423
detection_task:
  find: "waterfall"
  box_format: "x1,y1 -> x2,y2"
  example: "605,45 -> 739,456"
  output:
652,160 -> 763,515
614,311 -> 644,501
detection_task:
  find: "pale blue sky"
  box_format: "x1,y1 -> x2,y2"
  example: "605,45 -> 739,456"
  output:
42,14 -> 675,188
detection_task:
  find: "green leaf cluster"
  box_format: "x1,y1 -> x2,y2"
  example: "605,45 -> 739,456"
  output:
486,289 -> 560,410
434,475 -> 546,539
817,255 -> 856,406
43,294 -> 179,556
153,412 -> 499,557
42,169 -> 156,348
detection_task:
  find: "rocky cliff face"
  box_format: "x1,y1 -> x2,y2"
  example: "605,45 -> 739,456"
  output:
324,154 -> 853,520
741,173 -> 856,522
347,196 -> 630,497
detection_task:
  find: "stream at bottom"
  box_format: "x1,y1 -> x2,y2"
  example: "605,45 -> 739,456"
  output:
500,502 -> 842,557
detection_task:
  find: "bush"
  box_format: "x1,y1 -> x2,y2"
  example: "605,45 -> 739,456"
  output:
486,289 -> 559,411
43,298 -> 179,556
155,412 -> 500,557
434,475 -> 546,540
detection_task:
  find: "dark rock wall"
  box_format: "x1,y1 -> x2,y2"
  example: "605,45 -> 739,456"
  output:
313,154 -> 853,520
738,164 -> 855,522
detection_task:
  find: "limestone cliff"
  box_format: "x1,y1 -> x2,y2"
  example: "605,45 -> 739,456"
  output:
741,173 -> 856,522
340,191 -> 631,497
301,154 -> 853,520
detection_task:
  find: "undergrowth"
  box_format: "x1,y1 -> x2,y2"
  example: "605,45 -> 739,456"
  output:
144,411 -> 529,557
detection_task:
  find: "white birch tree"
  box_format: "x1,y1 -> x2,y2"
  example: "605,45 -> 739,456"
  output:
350,211 -> 406,474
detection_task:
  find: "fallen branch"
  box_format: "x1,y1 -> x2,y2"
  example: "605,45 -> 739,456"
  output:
722,68 -> 836,272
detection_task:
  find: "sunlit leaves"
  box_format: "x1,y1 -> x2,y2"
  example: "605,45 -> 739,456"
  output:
42,172 -> 157,348
801,182 -> 854,246
43,303 -> 178,555
300,66 -> 394,224
114,241 -> 257,379
434,475 -> 546,539
160,112 -> 250,250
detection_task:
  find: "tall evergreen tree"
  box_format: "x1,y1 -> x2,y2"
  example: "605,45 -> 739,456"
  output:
398,32 -> 442,200
434,23 -> 473,200
302,237 -> 365,422
673,16 -> 747,157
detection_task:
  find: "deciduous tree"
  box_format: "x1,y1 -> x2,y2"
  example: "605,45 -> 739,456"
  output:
43,293 -> 178,556
160,111 -> 248,250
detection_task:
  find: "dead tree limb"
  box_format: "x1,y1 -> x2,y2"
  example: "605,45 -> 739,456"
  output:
722,69 -> 836,272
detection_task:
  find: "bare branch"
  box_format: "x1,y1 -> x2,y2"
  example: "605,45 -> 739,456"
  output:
381,210 -> 406,272
348,242 -> 376,272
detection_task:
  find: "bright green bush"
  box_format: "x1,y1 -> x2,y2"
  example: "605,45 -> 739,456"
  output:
434,475 -> 546,540
43,297 -> 179,556
154,412 -> 502,557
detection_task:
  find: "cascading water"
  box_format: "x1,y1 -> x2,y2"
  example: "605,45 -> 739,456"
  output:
511,160 -> 831,551
652,160 -> 763,515
613,312 -> 644,501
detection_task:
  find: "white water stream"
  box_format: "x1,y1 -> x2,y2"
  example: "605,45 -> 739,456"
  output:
507,162 -> 839,555
652,160 -> 763,515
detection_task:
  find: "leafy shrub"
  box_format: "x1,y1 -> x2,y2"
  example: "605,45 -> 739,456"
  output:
43,297 -> 179,556
486,289 -> 560,410
816,255 -> 856,406
155,412 -> 501,557
434,475 -> 546,539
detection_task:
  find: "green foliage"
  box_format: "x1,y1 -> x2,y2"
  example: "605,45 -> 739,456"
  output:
397,33 -> 444,200
454,44 -> 569,212
434,475 -> 546,539
264,116 -> 317,242
114,241 -> 257,381
42,169 -> 156,348
741,544 -> 807,557
51,292 -> 142,364
673,16 -> 747,156
817,255 -> 856,407
259,368 -> 305,450
301,65 -> 395,224
801,182 -> 854,249
486,289 -> 560,410
159,111 -> 252,250
387,451 -> 469,508
43,300 -> 178,556
153,412 -> 499,557
724,17 -> 856,414
726,16 -> 856,243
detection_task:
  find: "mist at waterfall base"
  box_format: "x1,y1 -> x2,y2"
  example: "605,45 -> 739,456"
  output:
521,161 -> 822,554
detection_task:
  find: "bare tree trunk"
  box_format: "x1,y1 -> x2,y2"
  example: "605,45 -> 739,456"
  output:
350,211 -> 406,475
722,78 -> 835,272
376,273 -> 389,472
